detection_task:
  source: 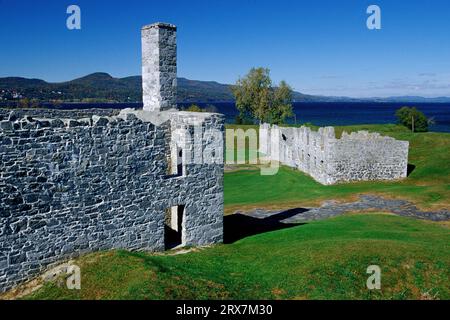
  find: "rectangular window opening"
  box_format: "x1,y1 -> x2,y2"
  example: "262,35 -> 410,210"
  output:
167,146 -> 184,178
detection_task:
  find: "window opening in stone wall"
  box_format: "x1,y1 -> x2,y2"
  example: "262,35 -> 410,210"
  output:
176,148 -> 183,176
168,146 -> 184,178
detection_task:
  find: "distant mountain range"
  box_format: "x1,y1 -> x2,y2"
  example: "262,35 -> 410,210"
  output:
1,72 -> 450,104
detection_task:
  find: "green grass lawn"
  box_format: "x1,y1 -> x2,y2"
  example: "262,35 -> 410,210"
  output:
27,214 -> 449,300
225,124 -> 450,212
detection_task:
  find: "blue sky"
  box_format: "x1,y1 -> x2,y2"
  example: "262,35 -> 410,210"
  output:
0,0 -> 449,97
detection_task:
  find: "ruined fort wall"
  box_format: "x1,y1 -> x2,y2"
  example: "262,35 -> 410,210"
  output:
167,111 -> 224,246
326,131 -> 409,184
259,124 -> 408,185
260,124 -> 334,184
0,108 -> 119,121
0,108 -> 224,292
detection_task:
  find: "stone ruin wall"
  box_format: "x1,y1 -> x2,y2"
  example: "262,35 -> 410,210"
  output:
0,22 -> 225,293
0,108 -> 120,121
327,130 -> 409,184
0,108 -> 224,292
260,124 -> 409,185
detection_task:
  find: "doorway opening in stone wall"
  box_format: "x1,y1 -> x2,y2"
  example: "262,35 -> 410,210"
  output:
164,205 -> 185,249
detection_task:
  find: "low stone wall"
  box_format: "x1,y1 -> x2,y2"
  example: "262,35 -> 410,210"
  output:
0,108 -> 120,121
327,131 -> 409,183
0,108 -> 224,292
260,124 -> 409,184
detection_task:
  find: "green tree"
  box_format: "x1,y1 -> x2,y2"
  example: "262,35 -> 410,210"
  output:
18,98 -> 30,108
270,80 -> 294,124
203,104 -> 218,113
234,114 -> 254,125
30,98 -> 40,108
186,104 -> 203,112
232,67 -> 293,124
395,106 -> 429,132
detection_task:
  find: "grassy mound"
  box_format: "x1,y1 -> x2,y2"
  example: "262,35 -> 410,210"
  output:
27,214 -> 449,300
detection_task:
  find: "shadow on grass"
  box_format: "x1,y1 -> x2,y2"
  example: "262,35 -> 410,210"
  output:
407,163 -> 416,177
223,208 -> 307,244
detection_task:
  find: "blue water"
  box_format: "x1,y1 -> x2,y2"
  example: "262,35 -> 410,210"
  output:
43,102 -> 450,132
183,102 -> 450,133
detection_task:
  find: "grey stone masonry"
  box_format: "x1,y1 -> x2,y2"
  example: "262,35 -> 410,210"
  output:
0,108 -> 119,121
142,22 -> 177,112
260,124 -> 409,185
0,22 -> 225,293
0,108 -> 224,293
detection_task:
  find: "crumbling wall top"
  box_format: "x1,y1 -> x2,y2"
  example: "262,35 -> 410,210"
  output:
142,22 -> 177,31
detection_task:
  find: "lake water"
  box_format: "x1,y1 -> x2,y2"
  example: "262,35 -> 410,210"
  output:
186,102 -> 450,133
43,102 -> 450,132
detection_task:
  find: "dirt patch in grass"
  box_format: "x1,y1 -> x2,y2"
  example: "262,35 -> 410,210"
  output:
0,278 -> 43,300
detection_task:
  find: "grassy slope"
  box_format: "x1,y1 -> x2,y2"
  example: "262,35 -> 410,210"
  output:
225,124 -> 450,212
28,214 -> 449,300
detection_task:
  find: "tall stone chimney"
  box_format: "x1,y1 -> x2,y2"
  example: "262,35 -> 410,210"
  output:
141,22 -> 177,112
